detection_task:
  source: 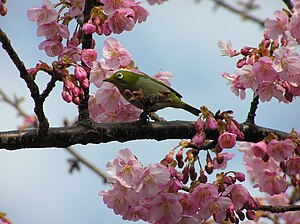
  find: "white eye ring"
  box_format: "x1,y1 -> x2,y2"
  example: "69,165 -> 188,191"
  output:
116,72 -> 123,79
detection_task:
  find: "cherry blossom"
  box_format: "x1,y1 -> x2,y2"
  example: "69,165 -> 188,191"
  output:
218,131 -> 237,149
149,192 -> 183,224
106,148 -> 144,187
102,37 -> 132,68
27,0 -> 58,25
264,10 -> 290,40
266,138 -> 294,162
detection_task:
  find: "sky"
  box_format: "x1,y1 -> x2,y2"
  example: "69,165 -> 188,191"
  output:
0,1 -> 299,224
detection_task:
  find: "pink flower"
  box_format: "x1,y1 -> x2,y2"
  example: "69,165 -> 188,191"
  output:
88,94 -> 105,119
251,141 -> 268,159
107,8 -> 135,34
253,57 -> 277,83
81,49 -> 97,68
27,0 -> 58,25
212,152 -> 235,170
122,205 -> 150,222
135,163 -> 170,197
218,40 -> 239,57
264,10 -> 290,40
273,47 -> 300,85
101,0 -> 134,15
37,22 -> 70,39
90,59 -> 112,88
222,72 -> 246,100
255,170 -> 288,195
190,183 -> 219,208
102,37 -> 132,68
131,4 -> 149,23
223,184 -> 250,209
82,22 -> 97,34
234,65 -> 258,91
286,157 -> 300,176
153,70 -> 173,87
178,193 -> 198,216
265,192 -> 289,206
191,131 -> 206,147
196,196 -> 232,222
291,12 -> 300,43
267,138 -> 294,162
67,0 -> 85,18
218,132 -> 237,149
149,192 -> 183,224
106,148 -> 144,187
255,82 -> 286,102
38,39 -> 63,57
100,181 -> 130,215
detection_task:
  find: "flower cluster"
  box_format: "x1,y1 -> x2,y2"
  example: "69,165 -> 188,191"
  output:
82,0 -> 149,35
239,130 -> 299,196
88,37 -> 173,122
219,1 -> 300,103
101,148 -> 257,223
0,0 -> 7,16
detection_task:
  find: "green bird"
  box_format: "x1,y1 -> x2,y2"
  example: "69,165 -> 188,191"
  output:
103,70 -> 200,116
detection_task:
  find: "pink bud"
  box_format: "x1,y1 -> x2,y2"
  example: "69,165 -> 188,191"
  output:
234,171 -> 246,182
80,78 -> 90,89
82,22 -> 96,34
74,66 -> 87,81
206,116 -> 218,130
102,22 -> 111,36
62,90 -> 72,103
72,96 -> 80,105
64,79 -> 75,91
191,131 -> 206,147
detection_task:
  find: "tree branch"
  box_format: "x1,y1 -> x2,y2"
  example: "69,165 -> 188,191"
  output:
259,204 -> 300,213
0,28 -> 49,134
0,120 -> 289,150
245,95 -> 259,124
65,147 -> 108,182
212,0 -> 264,27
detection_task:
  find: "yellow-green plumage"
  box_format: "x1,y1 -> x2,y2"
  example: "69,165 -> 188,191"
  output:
103,70 -> 200,116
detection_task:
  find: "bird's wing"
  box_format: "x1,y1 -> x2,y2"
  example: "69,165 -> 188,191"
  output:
139,72 -> 183,98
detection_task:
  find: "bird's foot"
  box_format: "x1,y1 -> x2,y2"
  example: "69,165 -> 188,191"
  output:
138,111 -> 150,124
148,112 -> 166,122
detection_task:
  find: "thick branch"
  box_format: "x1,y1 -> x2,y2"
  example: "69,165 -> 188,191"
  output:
0,28 -> 49,134
0,121 -> 289,150
259,204 -> 300,213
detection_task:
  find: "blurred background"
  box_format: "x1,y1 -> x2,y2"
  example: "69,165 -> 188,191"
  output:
0,0 -> 299,223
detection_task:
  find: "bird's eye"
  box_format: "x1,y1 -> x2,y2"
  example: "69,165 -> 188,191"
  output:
116,72 -> 123,79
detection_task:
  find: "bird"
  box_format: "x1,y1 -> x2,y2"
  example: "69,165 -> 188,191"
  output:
103,70 -> 200,116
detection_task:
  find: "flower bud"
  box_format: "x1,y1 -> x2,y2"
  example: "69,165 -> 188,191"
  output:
62,90 -> 72,103
74,66 -> 87,81
82,22 -> 96,34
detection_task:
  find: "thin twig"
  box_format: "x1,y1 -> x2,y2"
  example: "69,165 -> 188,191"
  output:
0,28 -> 49,135
212,0 -> 264,27
0,88 -> 29,117
65,147 -> 108,182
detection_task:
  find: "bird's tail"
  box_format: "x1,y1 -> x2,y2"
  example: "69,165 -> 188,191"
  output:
181,103 -> 201,116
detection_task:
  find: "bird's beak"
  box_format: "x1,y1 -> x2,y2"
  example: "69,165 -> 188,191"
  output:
103,76 -> 112,83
